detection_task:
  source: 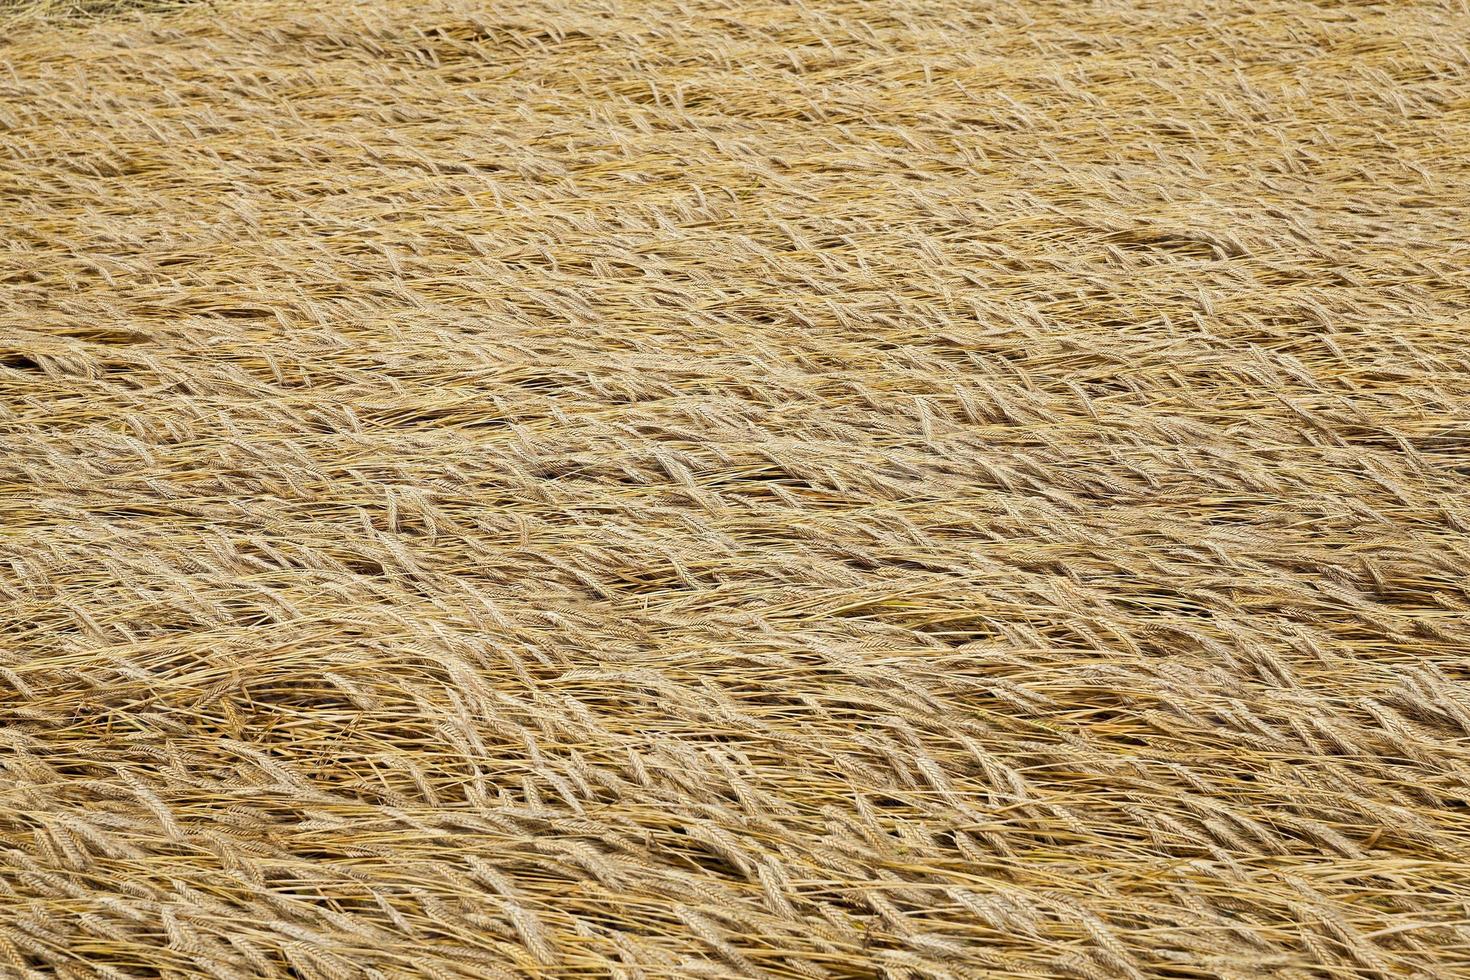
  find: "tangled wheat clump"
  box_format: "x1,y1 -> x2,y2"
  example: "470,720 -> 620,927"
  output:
2,0 -> 1470,976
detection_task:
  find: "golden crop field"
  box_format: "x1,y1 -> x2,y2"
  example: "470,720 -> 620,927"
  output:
2,0 -> 1469,976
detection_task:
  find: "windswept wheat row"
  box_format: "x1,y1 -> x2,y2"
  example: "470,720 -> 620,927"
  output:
2,0 -> 1469,976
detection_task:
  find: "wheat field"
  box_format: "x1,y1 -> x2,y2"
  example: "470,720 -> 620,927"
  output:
2,0 -> 1469,977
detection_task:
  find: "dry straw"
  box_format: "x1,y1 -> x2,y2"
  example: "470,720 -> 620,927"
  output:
2,0 -> 1470,976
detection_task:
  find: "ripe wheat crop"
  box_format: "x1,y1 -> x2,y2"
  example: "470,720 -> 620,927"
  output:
2,0 -> 1469,976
